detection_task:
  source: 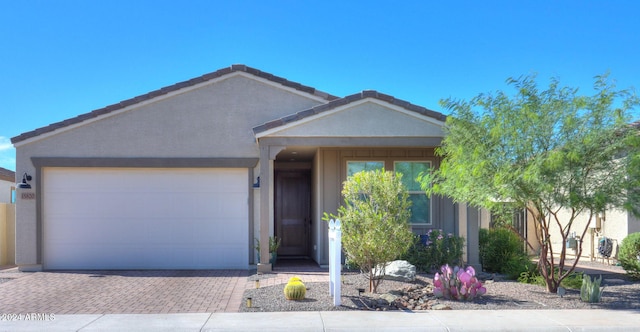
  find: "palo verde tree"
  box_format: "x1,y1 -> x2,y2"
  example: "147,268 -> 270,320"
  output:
325,169 -> 414,293
420,74 -> 640,293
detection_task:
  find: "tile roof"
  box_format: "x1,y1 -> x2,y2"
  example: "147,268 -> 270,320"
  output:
11,64 -> 339,144
253,90 -> 447,134
0,167 -> 15,183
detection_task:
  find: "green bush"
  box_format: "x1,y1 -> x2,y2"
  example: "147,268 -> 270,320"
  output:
401,236 -> 431,272
401,229 -> 464,272
619,232 -> 640,279
324,169 -> 414,293
479,228 -> 531,279
518,266 -> 583,289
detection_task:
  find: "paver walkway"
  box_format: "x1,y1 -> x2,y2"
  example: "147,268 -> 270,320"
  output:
0,265 -> 330,315
0,269 -> 250,314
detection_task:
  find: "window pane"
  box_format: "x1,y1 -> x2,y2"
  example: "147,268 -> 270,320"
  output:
347,161 -> 384,177
395,161 -> 431,224
408,194 -> 429,224
395,162 -> 429,191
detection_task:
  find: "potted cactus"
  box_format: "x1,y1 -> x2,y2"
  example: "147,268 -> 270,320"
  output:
269,236 -> 281,265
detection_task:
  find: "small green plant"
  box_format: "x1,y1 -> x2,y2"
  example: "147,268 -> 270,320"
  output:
283,276 -> 306,300
269,236 -> 281,253
619,232 -> 640,279
561,271 -> 584,289
433,264 -> 486,300
518,266 -> 583,290
580,275 -> 604,303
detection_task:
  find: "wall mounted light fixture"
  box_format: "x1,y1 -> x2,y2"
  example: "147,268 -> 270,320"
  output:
17,173 -> 32,189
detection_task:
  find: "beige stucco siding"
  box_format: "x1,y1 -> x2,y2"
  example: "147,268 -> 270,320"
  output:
548,207 -> 632,260
265,101 -> 445,138
0,180 -> 13,204
14,74 -> 324,269
16,75 -> 323,160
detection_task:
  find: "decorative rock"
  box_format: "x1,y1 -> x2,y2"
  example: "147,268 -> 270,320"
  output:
374,260 -> 416,282
431,304 -> 452,310
379,293 -> 398,303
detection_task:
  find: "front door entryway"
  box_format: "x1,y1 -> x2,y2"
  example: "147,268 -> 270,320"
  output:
275,170 -> 311,257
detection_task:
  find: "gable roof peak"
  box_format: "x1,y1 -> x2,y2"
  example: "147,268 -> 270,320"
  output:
253,90 -> 446,135
11,65 -> 339,145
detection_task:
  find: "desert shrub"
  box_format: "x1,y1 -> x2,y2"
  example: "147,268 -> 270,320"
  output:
479,228 -> 531,279
324,169 -> 414,293
619,232 -> 640,279
401,229 -> 464,272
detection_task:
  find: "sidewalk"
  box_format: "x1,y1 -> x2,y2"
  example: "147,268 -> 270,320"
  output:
1,309 -> 638,331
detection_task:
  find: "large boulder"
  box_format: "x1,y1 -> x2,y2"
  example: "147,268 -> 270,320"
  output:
375,260 -> 416,282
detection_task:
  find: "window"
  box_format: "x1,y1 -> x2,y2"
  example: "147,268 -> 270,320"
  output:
394,161 -> 431,225
346,160 -> 431,225
347,161 -> 384,177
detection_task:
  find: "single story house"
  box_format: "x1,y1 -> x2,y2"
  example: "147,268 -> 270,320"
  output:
11,65 -> 482,271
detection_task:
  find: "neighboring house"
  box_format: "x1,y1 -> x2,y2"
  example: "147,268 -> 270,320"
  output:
480,193 -> 640,264
538,204 -> 640,263
0,167 -> 15,204
11,65 -> 482,271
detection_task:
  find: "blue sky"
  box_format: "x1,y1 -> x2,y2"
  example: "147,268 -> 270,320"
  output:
1,1 -> 639,172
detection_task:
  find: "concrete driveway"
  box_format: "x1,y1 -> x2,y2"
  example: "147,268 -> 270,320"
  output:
0,269 -> 250,314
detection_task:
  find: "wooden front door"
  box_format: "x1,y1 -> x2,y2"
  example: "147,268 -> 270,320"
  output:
275,171 -> 311,256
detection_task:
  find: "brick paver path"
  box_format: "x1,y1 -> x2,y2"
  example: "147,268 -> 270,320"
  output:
0,265 -> 331,314
0,270 -> 250,314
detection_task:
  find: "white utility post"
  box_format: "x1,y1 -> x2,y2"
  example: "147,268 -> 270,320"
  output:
328,219 -> 342,306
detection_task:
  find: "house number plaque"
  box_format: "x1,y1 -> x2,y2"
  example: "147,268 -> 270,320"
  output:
21,193 -> 35,200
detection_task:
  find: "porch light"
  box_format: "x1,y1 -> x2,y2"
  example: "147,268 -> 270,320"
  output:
17,173 -> 32,189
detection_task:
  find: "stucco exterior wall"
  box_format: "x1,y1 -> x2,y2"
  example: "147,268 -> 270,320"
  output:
16,75 -> 322,161
0,203 -> 16,265
0,180 -> 14,204
13,74 -> 325,269
267,101 -> 445,138
547,207 -> 632,261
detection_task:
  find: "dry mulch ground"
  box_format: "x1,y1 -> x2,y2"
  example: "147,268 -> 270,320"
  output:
241,269 -> 640,312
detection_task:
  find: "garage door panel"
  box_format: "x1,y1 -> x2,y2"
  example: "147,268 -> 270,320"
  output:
43,168 -> 249,270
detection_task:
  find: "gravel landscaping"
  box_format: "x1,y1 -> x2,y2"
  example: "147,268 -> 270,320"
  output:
241,270 -> 640,312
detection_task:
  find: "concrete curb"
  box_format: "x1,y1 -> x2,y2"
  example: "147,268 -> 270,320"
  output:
1,310 -> 638,332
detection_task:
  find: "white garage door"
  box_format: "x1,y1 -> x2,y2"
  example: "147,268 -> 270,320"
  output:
43,168 -> 249,270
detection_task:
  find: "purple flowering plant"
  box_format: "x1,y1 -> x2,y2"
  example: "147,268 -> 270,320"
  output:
424,229 -> 464,270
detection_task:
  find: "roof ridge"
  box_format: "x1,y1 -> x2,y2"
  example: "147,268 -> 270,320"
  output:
253,90 -> 446,134
11,65 -> 339,144
0,166 -> 15,182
